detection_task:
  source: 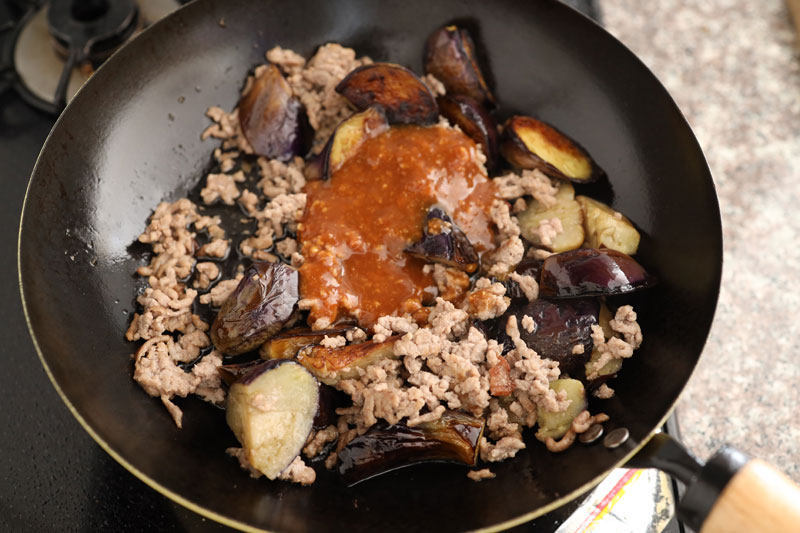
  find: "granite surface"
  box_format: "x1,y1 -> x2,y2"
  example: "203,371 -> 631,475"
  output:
602,0 -> 800,481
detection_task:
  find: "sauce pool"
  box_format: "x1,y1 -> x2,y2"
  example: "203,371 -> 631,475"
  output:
298,124 -> 496,328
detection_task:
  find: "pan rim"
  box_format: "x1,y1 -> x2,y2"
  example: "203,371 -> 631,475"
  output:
16,0 -> 724,530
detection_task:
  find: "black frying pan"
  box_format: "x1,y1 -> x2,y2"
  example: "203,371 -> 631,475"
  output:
19,0 -> 799,531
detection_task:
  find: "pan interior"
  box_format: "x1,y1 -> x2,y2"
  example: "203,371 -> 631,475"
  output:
18,0 -> 721,531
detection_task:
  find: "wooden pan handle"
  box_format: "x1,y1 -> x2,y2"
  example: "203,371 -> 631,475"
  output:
700,458 -> 800,533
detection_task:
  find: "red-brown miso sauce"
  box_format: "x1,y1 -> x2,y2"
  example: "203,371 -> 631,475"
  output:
298,125 -> 496,328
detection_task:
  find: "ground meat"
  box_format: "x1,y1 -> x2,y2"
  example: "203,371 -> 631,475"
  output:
346,328 -> 367,343
508,271 -> 538,301
266,46 -> 306,76
483,236 -> 524,279
201,106 -> 253,153
490,199 -> 521,239
278,457 -> 317,485
532,217 -> 563,247
593,383 -> 615,399
133,338 -> 225,427
200,171 -> 245,205
320,335 -> 347,348
512,198 -> 527,214
571,343 -> 585,355
520,315 -> 535,333
276,237 -> 298,258
422,73 -> 446,96
302,425 -> 338,458
199,273 -> 243,306
585,320 -> 640,380
467,281 -> 510,320
480,435 -> 526,462
257,156 -> 306,198
249,192 -> 306,237
493,169 -> 559,207
197,238 -> 229,259
238,189 -> 259,215
610,305 -> 643,349
467,468 -> 496,482
193,262 -> 220,290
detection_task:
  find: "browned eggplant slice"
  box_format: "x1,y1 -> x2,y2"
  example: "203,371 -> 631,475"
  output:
238,64 -> 311,161
335,63 -> 439,125
226,359 -> 319,479
501,116 -> 602,183
338,411 -> 485,485
436,94 -> 498,167
497,298 -> 598,375
210,262 -> 299,355
424,25 -> 494,105
576,195 -> 641,255
296,336 -> 399,385
316,107 -> 390,180
313,384 -> 339,429
404,206 -> 479,272
538,248 -> 656,299
259,327 -> 350,360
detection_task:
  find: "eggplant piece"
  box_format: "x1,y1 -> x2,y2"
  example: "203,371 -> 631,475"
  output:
296,336 -> 399,386
259,327 -> 350,360
536,379 -> 587,440
501,116 -> 602,183
498,298 -> 598,375
517,182 -> 585,252
539,248 -> 655,299
238,64 -> 311,161
226,359 -> 319,479
436,94 -> 498,167
313,384 -> 338,429
335,63 -> 438,125
211,262 -> 299,355
404,206 -> 479,273
576,195 -> 641,255
424,25 -> 494,105
338,411 -> 485,485
218,360 -> 264,387
317,107 -> 390,180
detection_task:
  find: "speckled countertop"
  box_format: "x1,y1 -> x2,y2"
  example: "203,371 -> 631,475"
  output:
602,0 -> 800,481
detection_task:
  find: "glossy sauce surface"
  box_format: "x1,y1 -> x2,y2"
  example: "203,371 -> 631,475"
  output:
299,125 -> 495,328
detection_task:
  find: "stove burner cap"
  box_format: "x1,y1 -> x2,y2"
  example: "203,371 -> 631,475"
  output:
48,0 -> 138,62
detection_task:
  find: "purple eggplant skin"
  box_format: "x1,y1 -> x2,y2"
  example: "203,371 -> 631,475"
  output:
238,64 -> 311,161
436,94 -> 498,168
218,359 -> 265,387
338,411 -> 485,486
335,63 -> 439,126
424,25 -> 494,106
405,206 -> 479,273
539,248 -> 656,299
313,383 -> 338,429
211,262 -> 299,356
497,298 -> 599,375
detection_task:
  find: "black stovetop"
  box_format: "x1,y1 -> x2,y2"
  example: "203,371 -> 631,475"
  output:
0,1 -> 684,531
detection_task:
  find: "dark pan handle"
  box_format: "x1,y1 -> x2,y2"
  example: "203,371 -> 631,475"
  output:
628,433 -> 800,532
